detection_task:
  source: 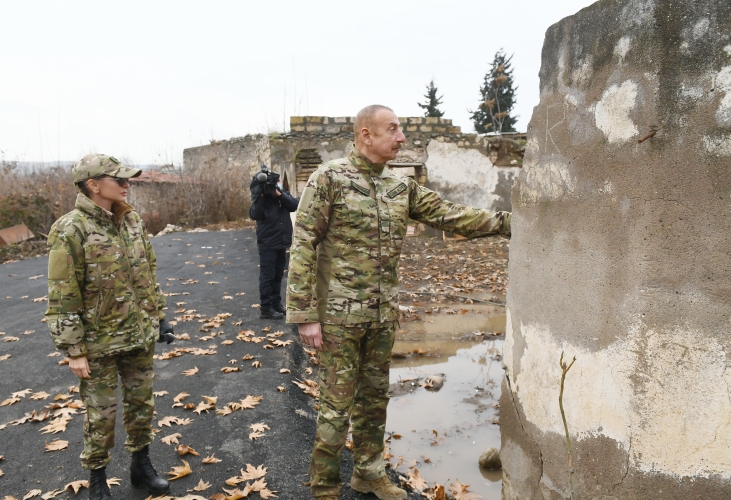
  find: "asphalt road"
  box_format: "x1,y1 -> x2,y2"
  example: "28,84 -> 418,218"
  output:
0,229 -> 422,500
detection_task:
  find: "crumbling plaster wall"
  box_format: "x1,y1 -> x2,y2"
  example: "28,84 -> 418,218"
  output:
502,1 -> 731,499
183,134 -> 270,179
425,138 -> 520,212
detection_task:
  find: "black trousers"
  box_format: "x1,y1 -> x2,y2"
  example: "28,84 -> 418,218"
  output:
258,248 -> 287,309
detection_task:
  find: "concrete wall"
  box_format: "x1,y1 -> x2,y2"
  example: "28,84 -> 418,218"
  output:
502,1 -> 731,499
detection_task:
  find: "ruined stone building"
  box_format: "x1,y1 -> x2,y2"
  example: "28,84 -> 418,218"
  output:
183,116 -> 525,213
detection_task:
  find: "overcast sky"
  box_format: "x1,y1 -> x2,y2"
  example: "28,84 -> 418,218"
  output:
1,0 -> 595,166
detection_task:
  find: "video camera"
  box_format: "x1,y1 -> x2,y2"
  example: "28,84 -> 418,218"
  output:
251,163 -> 280,197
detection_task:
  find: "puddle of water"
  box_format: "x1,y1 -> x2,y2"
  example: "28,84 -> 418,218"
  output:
386,308 -> 505,499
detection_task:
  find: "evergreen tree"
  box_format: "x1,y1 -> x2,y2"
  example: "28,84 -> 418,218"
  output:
417,79 -> 445,118
469,49 -> 518,133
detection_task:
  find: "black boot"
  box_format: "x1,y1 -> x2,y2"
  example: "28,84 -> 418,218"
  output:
89,467 -> 113,500
273,303 -> 286,314
130,445 -> 170,495
260,308 -> 284,319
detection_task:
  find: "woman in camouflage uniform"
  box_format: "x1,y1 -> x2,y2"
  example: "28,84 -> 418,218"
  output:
45,154 -> 175,500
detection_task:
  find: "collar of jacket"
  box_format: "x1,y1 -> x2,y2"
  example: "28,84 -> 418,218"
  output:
349,147 -> 386,176
75,193 -> 135,226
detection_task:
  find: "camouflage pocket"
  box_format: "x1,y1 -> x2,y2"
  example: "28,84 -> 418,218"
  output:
48,249 -> 70,280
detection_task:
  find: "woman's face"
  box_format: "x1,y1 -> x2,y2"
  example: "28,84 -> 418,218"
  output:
89,176 -> 130,205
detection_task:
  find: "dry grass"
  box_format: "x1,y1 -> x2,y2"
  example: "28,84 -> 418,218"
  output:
0,160 -> 252,256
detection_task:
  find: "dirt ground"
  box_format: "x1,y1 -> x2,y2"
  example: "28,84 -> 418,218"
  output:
398,235 -> 510,322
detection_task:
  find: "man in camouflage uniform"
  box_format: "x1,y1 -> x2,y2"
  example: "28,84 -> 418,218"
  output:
286,105 -> 511,499
46,154 -> 175,500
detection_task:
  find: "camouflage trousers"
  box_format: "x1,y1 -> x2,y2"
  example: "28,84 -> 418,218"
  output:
78,347 -> 155,470
310,321 -> 395,497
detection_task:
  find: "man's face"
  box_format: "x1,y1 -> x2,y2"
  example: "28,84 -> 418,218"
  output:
368,111 -> 406,163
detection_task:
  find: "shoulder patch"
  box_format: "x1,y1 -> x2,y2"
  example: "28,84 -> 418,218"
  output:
350,180 -> 371,196
387,183 -> 407,198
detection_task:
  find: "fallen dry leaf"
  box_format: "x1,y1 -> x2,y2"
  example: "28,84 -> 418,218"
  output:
30,392 -> 50,401
40,490 -> 62,499
12,388 -> 32,398
158,416 -> 193,428
449,480 -> 482,500
40,416 -> 72,434
405,467 -> 428,492
221,366 -> 240,374
22,490 -> 42,500
0,354 -> 10,361
239,464 -> 267,481
176,444 -> 200,456
202,454 -> 222,464
153,391 -> 169,397
221,340 -> 234,345
167,459 -> 193,480
235,396 -> 262,410
190,479 -> 211,492
0,397 -> 21,407
250,423 -> 269,433
3,336 -> 20,342
58,357 -> 69,365
106,477 -> 120,487
64,480 -> 89,494
182,366 -> 199,376
202,395 -> 218,405
425,484 -> 446,500
252,361 -> 262,368
45,439 -> 69,452
279,368 -> 291,374
173,391 -> 190,403
270,339 -> 292,347
47,352 -> 61,357
161,433 -> 182,445
242,354 -> 254,360
194,402 -> 214,414
277,386 -> 286,392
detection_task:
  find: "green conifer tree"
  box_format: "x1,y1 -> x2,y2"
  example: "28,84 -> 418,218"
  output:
417,79 -> 445,118
469,49 -> 518,133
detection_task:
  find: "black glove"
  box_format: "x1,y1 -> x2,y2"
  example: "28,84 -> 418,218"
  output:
158,318 -> 176,344
250,182 -> 264,199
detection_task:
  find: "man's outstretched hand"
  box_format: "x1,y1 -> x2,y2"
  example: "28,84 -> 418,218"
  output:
298,322 -> 323,351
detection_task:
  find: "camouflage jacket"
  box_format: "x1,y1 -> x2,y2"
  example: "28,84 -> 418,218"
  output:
45,194 -> 166,359
286,148 -> 511,325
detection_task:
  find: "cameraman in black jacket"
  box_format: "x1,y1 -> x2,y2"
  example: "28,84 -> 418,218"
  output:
249,168 -> 299,319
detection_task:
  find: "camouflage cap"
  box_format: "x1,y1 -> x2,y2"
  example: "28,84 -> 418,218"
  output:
72,154 -> 142,184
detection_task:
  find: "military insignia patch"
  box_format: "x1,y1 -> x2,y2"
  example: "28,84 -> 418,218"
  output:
350,180 -> 371,196
387,183 -> 407,198
109,156 -> 121,164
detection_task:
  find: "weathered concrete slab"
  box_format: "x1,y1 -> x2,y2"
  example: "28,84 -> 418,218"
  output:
502,0 -> 731,498
0,224 -> 34,246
